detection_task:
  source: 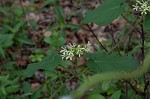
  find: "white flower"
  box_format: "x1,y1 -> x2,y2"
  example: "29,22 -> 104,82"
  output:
60,42 -> 92,60
132,0 -> 150,15
84,41 -> 92,52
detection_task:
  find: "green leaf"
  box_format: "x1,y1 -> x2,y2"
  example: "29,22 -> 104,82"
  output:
110,90 -> 121,99
44,36 -> 65,48
83,0 -> 126,25
16,37 -> 35,45
65,23 -> 81,32
14,21 -> 25,33
85,51 -> 139,73
24,52 -> 61,77
3,21 -> 25,33
0,46 -> 6,59
0,7 -> 9,16
55,6 -> 64,26
0,75 -> 12,86
3,61 -> 15,70
144,14 -> 150,34
28,19 -> 38,30
101,81 -> 111,91
0,34 -> 14,47
42,0 -> 56,7
60,60 -> 72,67
0,86 -> 6,97
6,85 -> 20,94
21,93 -> 33,97
22,82 -> 32,93
88,94 -> 105,99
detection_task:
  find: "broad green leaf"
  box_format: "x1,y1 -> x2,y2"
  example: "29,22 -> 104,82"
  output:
101,81 -> 111,91
144,14 -> 150,34
60,60 -> 72,67
24,52 -> 61,77
83,0 -> 126,25
85,51 -> 139,73
110,90 -> 121,99
22,82 -> 32,93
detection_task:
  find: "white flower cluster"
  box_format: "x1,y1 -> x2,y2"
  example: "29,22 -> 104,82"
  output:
133,0 -> 150,15
60,42 -> 92,60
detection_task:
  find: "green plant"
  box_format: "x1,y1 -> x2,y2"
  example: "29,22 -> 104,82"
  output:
0,3 -> 35,59
70,0 -> 150,98
23,0 -> 150,98
1,0 -> 150,99
0,75 -> 20,99
29,49 -> 45,62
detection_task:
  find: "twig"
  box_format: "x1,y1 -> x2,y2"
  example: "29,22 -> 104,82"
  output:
49,75 -> 75,99
109,25 -> 121,56
125,80 -> 144,97
74,56 -> 78,74
60,66 -> 74,75
86,24 -> 108,52
140,23 -> 145,61
121,14 -> 134,26
49,67 -> 89,99
143,76 -> 149,98
70,1 -> 108,53
125,82 -> 128,99
108,25 -> 137,54
126,29 -> 133,55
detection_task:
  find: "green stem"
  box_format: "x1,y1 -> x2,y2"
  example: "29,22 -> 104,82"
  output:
49,67 -> 89,99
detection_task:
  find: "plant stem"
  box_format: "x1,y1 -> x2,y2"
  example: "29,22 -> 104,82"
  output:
126,30 -> 133,55
108,25 -> 137,54
60,66 -> 74,75
125,80 -> 144,97
49,75 -> 75,99
71,3 -> 108,53
140,18 -> 150,98
74,56 -> 78,74
86,24 -> 108,53
125,82 -> 128,99
140,23 -> 145,61
109,25 -> 121,56
49,67 -> 89,99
